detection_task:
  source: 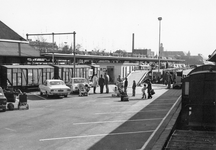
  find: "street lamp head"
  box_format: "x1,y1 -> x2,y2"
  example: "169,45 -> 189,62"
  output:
158,17 -> 162,21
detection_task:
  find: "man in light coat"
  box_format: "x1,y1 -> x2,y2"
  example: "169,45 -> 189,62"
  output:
104,72 -> 109,93
92,74 -> 98,94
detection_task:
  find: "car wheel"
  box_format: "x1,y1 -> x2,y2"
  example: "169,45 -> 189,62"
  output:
40,91 -> 43,96
26,104 -> 29,110
64,95 -> 68,97
7,103 -> 14,111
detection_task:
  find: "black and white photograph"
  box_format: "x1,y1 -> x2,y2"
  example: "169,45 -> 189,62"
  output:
0,0 -> 216,149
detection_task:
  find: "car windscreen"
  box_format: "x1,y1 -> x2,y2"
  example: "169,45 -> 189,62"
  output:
50,81 -> 65,85
74,79 -> 87,83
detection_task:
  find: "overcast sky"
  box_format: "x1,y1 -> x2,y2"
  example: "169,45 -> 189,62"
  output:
1,0 -> 216,58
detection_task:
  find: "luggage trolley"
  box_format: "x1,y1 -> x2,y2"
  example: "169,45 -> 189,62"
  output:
18,93 -> 29,110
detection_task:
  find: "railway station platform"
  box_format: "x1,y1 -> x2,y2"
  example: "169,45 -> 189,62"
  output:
25,84 -> 182,150
87,85 -> 182,150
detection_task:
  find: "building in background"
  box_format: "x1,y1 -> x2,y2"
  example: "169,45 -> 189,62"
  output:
159,43 -> 205,65
133,49 -> 154,57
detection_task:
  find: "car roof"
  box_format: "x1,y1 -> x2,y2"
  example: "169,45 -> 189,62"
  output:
46,79 -> 64,82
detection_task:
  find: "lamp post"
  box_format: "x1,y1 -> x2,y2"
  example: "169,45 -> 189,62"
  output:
73,31 -> 76,77
158,17 -> 162,73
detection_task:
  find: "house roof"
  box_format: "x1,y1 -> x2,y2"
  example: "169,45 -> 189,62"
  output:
0,20 -> 40,57
0,21 -> 26,41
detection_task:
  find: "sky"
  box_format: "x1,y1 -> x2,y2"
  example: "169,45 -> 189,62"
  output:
1,0 -> 216,58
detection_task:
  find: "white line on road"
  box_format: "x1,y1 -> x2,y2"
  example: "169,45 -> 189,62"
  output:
73,118 -> 163,125
95,109 -> 168,115
5,128 -> 16,132
39,130 -> 154,142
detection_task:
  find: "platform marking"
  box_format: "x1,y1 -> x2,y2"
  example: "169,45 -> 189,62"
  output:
35,95 -> 47,100
95,109 -> 168,115
73,118 -> 163,125
140,95 -> 182,150
39,130 -> 154,142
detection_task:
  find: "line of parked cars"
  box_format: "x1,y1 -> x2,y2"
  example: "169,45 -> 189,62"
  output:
38,77 -> 91,98
0,77 -> 91,111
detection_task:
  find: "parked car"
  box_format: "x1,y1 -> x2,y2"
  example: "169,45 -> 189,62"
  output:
0,87 -> 7,111
66,77 -> 90,93
39,79 -> 71,98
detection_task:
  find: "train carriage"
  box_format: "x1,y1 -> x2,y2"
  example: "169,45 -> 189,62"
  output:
53,64 -> 91,83
180,64 -> 216,129
0,65 -> 54,91
164,64 -> 216,149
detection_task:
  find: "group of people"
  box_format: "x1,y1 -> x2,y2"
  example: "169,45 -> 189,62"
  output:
92,72 -> 110,94
163,71 -> 175,89
132,79 -> 153,99
92,73 -> 153,99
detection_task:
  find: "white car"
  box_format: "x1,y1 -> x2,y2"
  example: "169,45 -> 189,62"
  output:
66,77 -> 90,93
39,79 -> 71,98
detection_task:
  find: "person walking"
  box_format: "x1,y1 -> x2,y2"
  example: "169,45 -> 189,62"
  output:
92,74 -> 98,94
132,80 -> 136,96
124,77 -> 128,93
147,79 -> 152,99
99,74 -> 105,94
104,72 -> 109,93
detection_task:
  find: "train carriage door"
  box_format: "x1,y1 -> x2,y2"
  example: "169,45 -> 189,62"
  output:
189,74 -> 205,125
202,73 -> 216,125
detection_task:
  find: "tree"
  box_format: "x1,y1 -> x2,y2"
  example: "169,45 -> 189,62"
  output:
62,45 -> 70,53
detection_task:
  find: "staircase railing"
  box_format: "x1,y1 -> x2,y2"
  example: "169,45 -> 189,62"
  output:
136,71 -> 150,86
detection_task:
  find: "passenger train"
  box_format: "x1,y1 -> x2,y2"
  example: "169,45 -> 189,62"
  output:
164,64 -> 216,149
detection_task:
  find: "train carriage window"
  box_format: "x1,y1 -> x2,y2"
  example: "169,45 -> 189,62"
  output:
38,69 -> 42,85
47,68 -> 51,72
185,82 -> 189,95
42,69 -> 47,82
28,69 -> 33,85
7,69 -> 12,85
17,73 -> 22,86
32,69 -> 37,85
22,69 -> 27,86
49,68 -> 54,79
79,68 -> 82,77
69,69 -> 73,78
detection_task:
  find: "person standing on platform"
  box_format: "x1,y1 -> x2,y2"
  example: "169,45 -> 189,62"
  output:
167,72 -> 171,89
132,80 -> 136,96
104,72 -> 109,93
92,74 -> 98,94
124,77 -> 128,93
147,79 -> 152,99
99,75 -> 105,94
